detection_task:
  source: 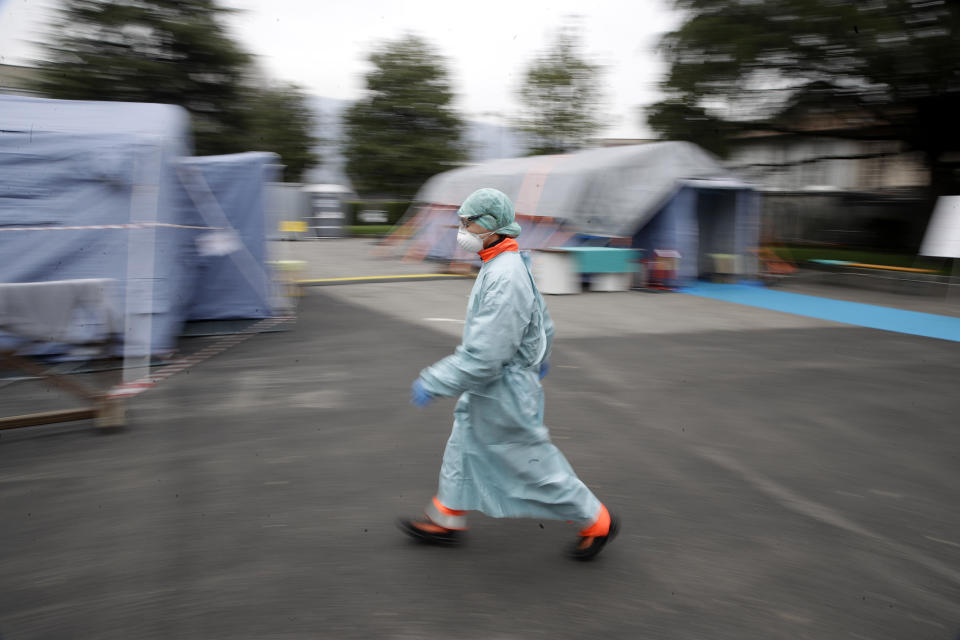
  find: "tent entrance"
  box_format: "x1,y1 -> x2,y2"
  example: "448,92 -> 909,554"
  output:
695,189 -> 739,279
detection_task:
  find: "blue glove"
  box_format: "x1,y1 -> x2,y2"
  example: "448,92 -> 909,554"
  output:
539,360 -> 550,380
410,379 -> 435,408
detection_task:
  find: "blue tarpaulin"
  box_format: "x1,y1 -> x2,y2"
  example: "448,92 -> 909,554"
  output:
682,282 -> 960,342
177,152 -> 279,321
0,95 -> 278,356
0,95 -> 194,356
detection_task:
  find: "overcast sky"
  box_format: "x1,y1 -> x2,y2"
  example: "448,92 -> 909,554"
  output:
0,0 -> 681,138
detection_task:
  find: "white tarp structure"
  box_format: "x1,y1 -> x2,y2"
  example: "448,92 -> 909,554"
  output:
395,142 -> 761,280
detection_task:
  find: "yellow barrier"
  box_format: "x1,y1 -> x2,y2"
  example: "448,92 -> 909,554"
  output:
279,220 -> 307,233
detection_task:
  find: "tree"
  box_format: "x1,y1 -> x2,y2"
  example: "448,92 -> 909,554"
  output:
516,25 -> 605,155
243,83 -> 318,182
30,0 -> 316,179
646,0 -> 960,193
342,34 -> 465,197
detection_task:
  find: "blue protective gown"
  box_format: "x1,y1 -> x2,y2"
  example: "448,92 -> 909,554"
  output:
418,247 -> 601,523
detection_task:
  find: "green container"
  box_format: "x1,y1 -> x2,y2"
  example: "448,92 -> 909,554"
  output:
551,247 -> 643,273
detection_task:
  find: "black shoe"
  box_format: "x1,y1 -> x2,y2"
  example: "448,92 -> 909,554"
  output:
567,513 -> 620,560
396,518 -> 464,546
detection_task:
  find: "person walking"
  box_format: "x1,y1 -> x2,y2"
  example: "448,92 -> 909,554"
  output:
399,188 -> 618,560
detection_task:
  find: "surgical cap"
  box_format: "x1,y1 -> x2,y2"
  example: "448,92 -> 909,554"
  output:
457,188 -> 521,237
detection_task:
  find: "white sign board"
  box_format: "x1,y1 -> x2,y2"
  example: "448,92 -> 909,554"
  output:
196,230 -> 242,257
920,196 -> 960,258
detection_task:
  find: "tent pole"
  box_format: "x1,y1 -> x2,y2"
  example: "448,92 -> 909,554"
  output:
122,145 -> 161,384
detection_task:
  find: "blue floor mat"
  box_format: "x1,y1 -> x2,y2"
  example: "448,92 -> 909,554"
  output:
681,282 -> 960,343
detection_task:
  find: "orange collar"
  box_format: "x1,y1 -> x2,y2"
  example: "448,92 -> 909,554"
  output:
478,237 -> 519,263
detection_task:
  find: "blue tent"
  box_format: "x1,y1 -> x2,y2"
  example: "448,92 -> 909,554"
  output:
631,178 -> 761,280
0,94 -> 194,356
177,152 -> 280,321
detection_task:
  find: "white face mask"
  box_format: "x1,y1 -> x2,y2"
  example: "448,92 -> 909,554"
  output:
457,226 -> 495,253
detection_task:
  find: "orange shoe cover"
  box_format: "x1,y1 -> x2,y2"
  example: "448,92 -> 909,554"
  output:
578,504 -> 611,537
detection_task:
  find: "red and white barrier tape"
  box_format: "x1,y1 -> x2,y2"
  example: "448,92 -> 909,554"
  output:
0,222 -> 221,232
108,315 -> 294,399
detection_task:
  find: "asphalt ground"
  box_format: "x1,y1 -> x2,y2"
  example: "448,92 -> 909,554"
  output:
2,242 -> 960,639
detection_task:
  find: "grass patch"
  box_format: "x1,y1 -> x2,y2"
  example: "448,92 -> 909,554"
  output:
768,246 -> 952,274
347,225 -> 394,236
